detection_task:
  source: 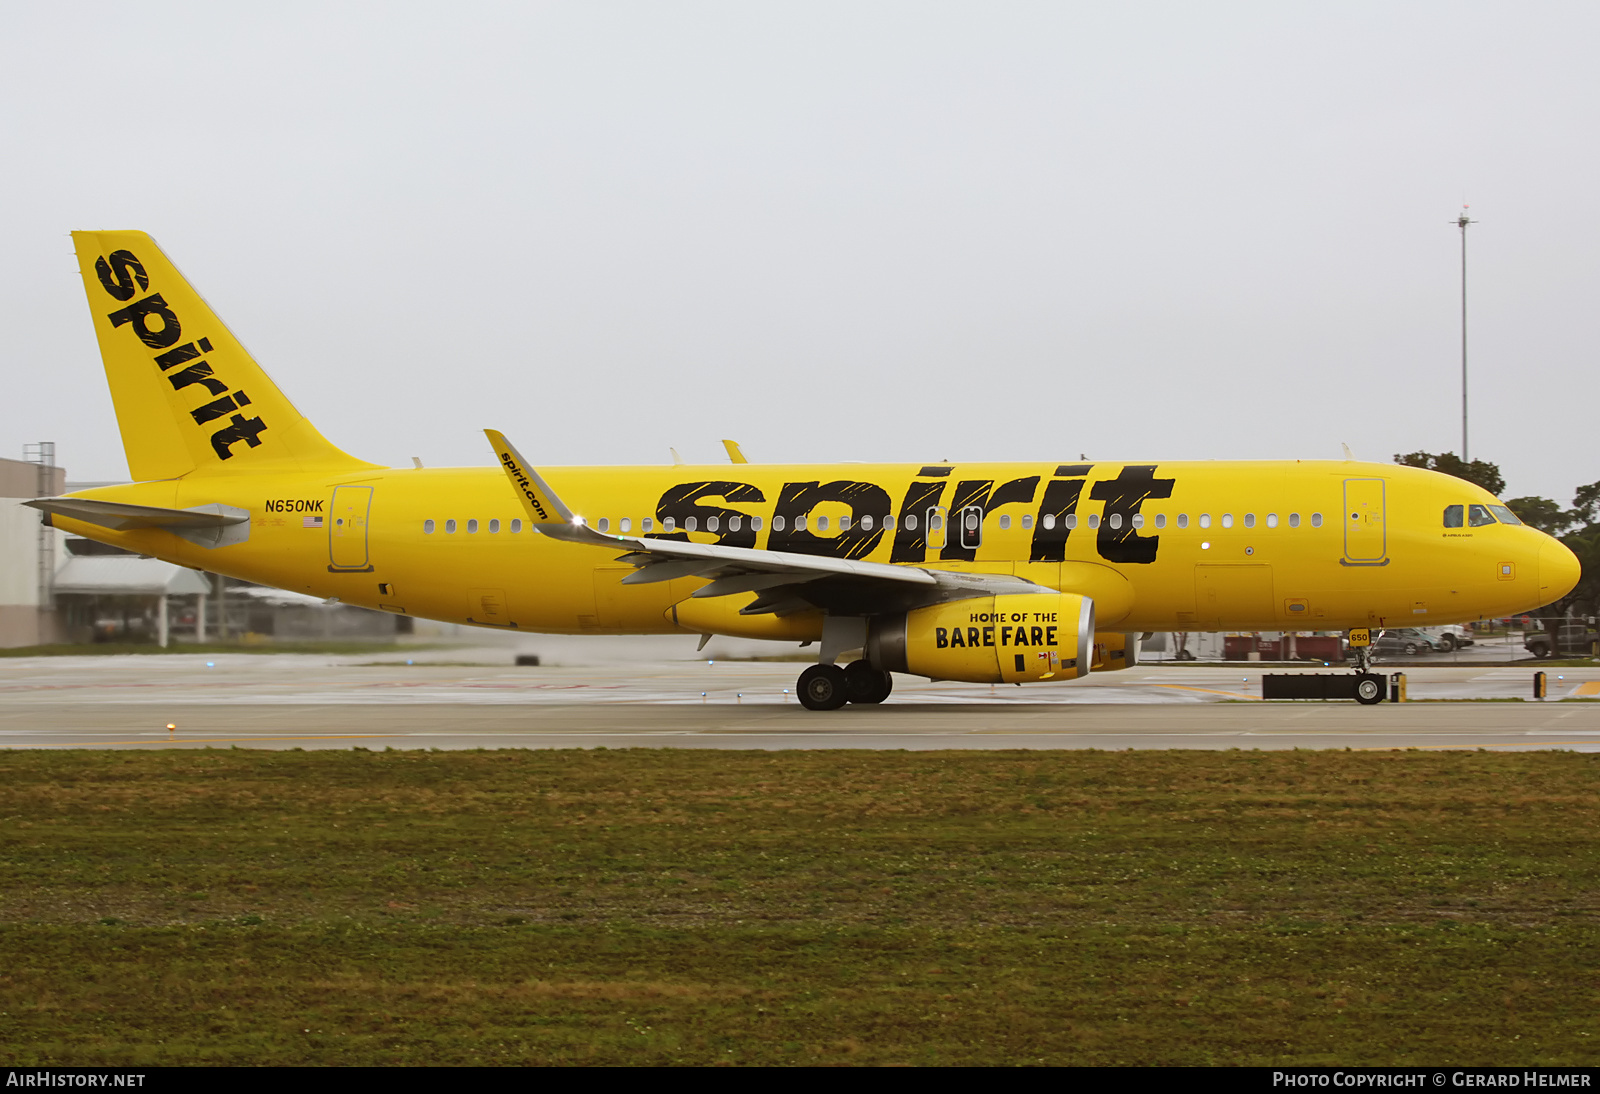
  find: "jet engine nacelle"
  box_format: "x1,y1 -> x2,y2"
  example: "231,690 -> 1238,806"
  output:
867,592 -> 1094,684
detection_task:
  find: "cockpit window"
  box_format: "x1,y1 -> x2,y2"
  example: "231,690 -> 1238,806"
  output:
1443,505 -> 1464,528
1488,505 -> 1522,526
1468,504 -> 1496,527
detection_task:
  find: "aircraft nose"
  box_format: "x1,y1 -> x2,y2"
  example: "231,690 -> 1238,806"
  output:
1539,536 -> 1581,604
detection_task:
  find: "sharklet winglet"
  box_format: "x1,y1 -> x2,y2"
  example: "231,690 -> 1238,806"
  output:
485,429 -> 577,527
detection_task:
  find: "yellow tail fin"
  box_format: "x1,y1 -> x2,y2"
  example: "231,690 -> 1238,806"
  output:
71,230 -> 378,481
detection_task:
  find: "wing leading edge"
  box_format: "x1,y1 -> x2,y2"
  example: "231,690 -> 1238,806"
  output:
484,429 -> 1047,616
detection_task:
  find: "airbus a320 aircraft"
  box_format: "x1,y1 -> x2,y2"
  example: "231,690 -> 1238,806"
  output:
30,231 -> 1581,709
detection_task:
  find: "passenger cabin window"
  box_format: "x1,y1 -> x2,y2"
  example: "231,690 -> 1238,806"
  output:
466,519 -> 478,533
705,516 -> 719,532
1065,514 -> 1079,529
1107,513 -> 1122,529
1199,514 -> 1212,529
597,518 -> 610,532
728,516 -> 741,532
1042,514 -> 1056,530
999,514 -> 1011,530
620,517 -> 632,533
489,519 -> 500,534
1087,514 -> 1100,529
1489,505 -> 1521,525
1021,514 -> 1033,530
1265,513 -> 1277,528
795,516 -> 807,532
840,515 -> 851,531
445,519 -> 457,534
510,519 -> 522,533
1310,513 -> 1323,528
663,517 -> 677,532
686,516 -> 699,532
642,517 -> 654,532
904,514 -> 917,530
1154,514 -> 1166,529
752,516 -> 764,531
861,514 -> 874,531
1243,513 -> 1255,529
423,519 -> 435,534
1221,514 -> 1233,529
1468,504 -> 1496,527
880,515 -> 891,530
1131,513 -> 1144,529
1289,513 -> 1300,528
773,515 -> 786,531
815,516 -> 828,531
1177,514 -> 1189,529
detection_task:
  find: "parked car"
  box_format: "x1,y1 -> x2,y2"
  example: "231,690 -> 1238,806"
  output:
1524,624 -> 1600,659
1421,624 -> 1475,651
1370,628 -> 1442,657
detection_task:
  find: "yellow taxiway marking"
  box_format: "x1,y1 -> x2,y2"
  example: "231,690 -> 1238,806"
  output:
1569,681 -> 1600,697
11,734 -> 394,748
1157,684 -> 1258,701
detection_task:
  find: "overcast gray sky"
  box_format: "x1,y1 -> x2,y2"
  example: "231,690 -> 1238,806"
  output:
2,2 -> 1595,503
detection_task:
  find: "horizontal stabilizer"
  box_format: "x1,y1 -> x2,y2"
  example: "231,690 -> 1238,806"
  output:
26,497 -> 251,549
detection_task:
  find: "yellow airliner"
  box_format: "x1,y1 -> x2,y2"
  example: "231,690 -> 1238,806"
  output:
30,231 -> 1582,709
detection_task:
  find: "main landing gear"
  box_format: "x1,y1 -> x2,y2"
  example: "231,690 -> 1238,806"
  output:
797,660 -> 893,711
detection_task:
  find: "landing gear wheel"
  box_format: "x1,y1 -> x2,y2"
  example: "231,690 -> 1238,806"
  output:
843,660 -> 893,705
1355,674 -> 1385,705
797,664 -> 849,711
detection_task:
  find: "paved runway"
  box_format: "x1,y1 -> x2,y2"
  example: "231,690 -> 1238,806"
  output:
2,650 -> 1597,751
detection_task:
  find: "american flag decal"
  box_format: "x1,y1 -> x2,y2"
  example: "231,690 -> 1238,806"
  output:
303,515 -> 323,528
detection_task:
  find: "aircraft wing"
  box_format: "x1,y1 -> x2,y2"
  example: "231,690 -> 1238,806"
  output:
486,430 -> 1046,616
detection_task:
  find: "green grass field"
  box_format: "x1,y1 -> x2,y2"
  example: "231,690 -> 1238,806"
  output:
0,748 -> 1595,1066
